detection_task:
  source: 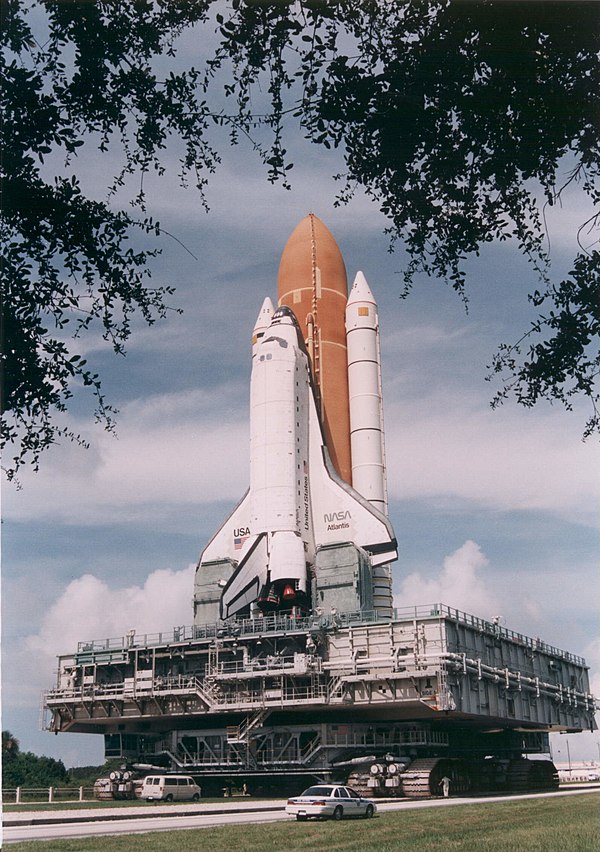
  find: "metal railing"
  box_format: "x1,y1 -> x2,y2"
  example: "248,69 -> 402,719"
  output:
423,604 -> 587,666
44,672 -> 330,709
70,603 -> 586,667
45,673 -> 207,702
73,610 -> 392,655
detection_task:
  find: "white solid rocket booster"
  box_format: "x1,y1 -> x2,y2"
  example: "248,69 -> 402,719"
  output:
346,272 -> 387,511
346,271 -> 393,616
252,296 -> 274,357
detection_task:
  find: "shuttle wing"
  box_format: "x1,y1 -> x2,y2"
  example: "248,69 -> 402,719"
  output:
198,490 -> 252,565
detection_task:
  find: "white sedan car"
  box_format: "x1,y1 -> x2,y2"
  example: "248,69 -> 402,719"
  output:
286,784 -> 377,821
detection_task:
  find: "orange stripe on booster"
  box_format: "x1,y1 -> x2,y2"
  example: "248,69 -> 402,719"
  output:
277,214 -> 352,485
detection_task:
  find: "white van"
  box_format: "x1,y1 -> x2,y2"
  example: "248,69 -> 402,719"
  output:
141,774 -> 201,802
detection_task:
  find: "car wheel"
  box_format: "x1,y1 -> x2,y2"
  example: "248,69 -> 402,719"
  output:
365,804 -> 374,819
192,793 -> 200,801
296,815 -> 308,821
333,806 -> 343,821
165,794 -> 173,803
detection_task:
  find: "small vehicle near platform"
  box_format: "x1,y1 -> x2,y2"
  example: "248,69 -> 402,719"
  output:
141,774 -> 201,802
286,784 -> 376,821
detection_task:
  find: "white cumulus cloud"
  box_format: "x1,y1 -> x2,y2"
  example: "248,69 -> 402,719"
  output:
26,564 -> 195,670
5,564 -> 196,713
394,539 -> 499,618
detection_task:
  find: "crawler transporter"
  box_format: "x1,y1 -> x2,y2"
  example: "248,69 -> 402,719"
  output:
43,593 -> 595,797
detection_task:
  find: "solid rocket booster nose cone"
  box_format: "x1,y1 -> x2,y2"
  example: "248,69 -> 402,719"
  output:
254,297 -> 274,329
348,271 -> 376,306
252,296 -> 275,351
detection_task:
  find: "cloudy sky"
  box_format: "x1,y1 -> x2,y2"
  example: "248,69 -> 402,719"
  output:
3,12 -> 599,770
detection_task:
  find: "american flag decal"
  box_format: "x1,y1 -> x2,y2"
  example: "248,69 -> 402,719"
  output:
234,536 -> 249,550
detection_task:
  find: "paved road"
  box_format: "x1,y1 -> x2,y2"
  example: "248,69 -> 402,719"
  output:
5,807 -> 286,844
4,786 -> 599,844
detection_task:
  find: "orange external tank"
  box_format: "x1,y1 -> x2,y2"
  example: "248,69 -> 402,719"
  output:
277,214 -> 352,485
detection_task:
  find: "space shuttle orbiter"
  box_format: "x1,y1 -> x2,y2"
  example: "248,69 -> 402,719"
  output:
197,215 -> 397,620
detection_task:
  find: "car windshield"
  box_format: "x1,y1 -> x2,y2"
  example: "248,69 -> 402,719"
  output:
300,786 -> 334,797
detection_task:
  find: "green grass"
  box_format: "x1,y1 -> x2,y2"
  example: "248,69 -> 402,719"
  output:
4,796 -> 269,812
6,793 -> 600,851
4,800 -> 141,812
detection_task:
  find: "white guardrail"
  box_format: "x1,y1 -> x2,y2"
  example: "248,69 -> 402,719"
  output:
3,786 -> 94,803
